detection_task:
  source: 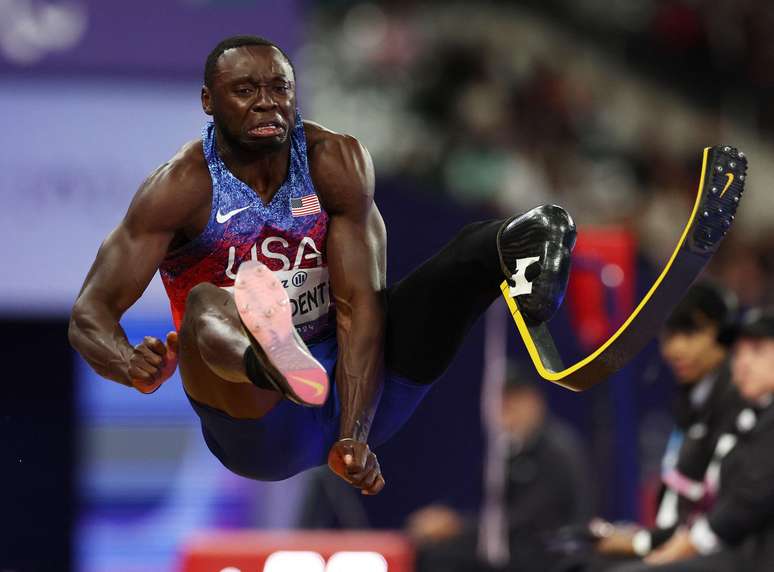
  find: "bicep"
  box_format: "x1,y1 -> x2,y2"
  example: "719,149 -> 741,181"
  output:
327,206 -> 386,299
74,170 -> 189,316
76,220 -> 174,317
316,136 -> 385,296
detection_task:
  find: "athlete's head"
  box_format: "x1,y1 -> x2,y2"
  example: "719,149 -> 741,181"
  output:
202,35 -> 296,152
731,309 -> 774,402
660,281 -> 736,384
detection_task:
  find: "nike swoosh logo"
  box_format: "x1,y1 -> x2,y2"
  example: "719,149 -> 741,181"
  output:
720,173 -> 734,198
289,374 -> 325,397
216,205 -> 251,224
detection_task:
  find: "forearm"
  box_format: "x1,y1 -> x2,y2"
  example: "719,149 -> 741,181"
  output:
335,294 -> 385,442
69,299 -> 133,385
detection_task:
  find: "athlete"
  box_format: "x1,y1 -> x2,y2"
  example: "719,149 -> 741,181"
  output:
69,35 -> 575,495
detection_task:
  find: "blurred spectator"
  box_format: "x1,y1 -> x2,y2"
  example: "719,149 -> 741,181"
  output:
406,365 -> 591,572
577,281 -> 744,571
605,307 -> 774,571
307,2 -> 774,307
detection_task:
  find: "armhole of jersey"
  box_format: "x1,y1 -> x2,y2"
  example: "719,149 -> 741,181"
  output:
163,158 -> 222,260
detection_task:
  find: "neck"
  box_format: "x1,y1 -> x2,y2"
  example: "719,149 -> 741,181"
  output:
215,126 -> 291,205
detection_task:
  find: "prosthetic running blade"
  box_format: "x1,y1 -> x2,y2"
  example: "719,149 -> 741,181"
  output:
502,145 -> 748,391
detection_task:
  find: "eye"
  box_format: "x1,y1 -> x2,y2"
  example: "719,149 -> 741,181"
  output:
235,86 -> 253,95
274,84 -> 290,94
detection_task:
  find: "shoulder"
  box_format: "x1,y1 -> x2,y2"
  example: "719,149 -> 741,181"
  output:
304,121 -> 374,215
126,139 -> 211,230
142,140 -> 209,197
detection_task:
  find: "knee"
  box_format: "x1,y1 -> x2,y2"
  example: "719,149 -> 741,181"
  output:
185,282 -> 221,313
181,283 -> 225,340
449,219 -> 502,254
526,204 -> 576,246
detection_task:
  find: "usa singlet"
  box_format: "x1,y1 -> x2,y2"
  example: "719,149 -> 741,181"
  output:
159,113 -> 334,342
174,115 -> 432,482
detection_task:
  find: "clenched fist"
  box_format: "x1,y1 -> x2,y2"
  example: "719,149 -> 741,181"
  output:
129,331 -> 179,394
328,438 -> 385,495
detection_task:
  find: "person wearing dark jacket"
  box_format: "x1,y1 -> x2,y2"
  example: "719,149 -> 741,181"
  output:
611,308 -> 774,572
588,282 -> 743,568
407,368 -> 591,572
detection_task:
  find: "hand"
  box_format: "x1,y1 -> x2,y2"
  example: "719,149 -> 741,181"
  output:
128,331 -> 179,394
406,505 -> 464,544
645,528 -> 697,565
327,438 -> 385,495
595,528 -> 638,556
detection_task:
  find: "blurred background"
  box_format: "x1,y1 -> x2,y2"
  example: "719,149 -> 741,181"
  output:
2,0 -> 774,570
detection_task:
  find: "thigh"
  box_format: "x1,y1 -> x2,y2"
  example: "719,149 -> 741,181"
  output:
369,373 -> 433,446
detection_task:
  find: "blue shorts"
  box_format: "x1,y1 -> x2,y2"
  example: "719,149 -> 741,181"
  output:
187,334 -> 432,481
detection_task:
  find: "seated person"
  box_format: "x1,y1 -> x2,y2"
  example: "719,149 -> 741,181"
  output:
407,365 -> 591,572
587,282 -> 742,569
610,307 -> 774,572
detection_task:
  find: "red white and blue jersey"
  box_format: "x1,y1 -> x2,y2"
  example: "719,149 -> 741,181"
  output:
159,114 -> 334,342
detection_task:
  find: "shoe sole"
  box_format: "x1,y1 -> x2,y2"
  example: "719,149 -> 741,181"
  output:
234,261 -> 329,407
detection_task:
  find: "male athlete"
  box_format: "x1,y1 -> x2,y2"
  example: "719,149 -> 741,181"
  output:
69,35 -> 576,495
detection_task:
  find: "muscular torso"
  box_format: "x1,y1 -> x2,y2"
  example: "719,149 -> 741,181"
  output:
165,122 -> 386,417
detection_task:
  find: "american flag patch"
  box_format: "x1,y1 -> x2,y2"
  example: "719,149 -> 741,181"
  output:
290,194 -> 321,217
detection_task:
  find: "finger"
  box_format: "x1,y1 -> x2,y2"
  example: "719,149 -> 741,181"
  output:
130,354 -> 159,376
137,345 -> 165,367
355,456 -> 382,492
338,441 -> 355,467
133,377 -> 163,394
645,552 -> 665,565
166,331 -> 179,356
128,365 -> 153,380
363,458 -> 383,491
360,466 -> 380,490
346,443 -> 369,474
143,336 -> 166,356
363,474 -> 385,495
349,453 -> 377,484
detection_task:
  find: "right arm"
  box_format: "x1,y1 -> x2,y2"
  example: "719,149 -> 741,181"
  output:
69,152 -> 208,390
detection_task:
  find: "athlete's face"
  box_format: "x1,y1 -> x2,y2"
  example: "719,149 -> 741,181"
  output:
732,338 -> 774,401
202,45 -> 296,152
660,323 -> 726,384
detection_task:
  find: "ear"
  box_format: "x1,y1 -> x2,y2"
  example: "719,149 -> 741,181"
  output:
201,85 -> 213,116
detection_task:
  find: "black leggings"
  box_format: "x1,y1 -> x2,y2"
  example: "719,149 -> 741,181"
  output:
384,219 -> 504,383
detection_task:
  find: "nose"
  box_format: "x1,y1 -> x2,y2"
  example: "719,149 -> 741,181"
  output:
251,87 -> 275,111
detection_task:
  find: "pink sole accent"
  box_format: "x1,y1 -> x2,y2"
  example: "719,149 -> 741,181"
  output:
234,261 -> 329,406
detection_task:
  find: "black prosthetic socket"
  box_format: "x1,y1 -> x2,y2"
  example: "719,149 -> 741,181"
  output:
381,206 -> 575,385
243,347 -> 280,392
497,204 -> 576,325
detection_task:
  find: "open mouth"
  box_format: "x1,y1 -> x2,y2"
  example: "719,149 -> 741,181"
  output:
247,122 -> 284,138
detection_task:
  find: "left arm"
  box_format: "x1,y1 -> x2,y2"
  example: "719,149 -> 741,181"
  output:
311,131 -> 387,494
